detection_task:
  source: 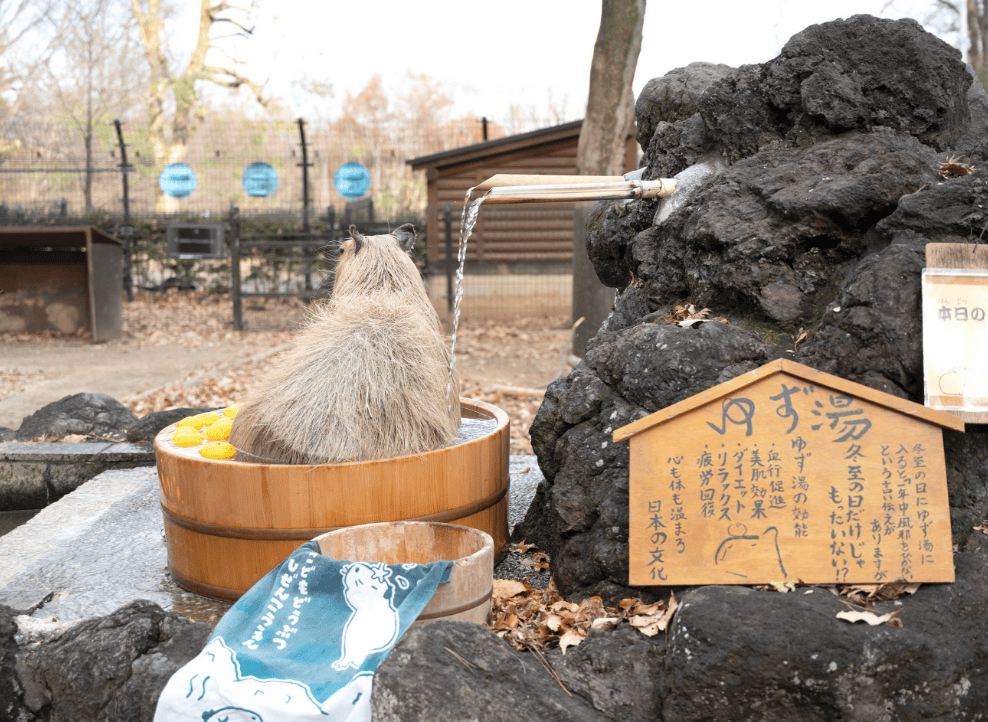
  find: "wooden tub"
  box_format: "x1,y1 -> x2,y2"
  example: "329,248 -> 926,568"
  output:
315,522 -> 494,626
154,399 -> 509,602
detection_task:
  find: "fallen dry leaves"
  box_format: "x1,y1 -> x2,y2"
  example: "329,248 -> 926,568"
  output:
754,576 -> 920,606
836,609 -> 903,626
489,543 -> 678,654
752,577 -> 918,627
126,359 -> 275,417
939,156 -> 976,179
0,368 -> 53,403
787,327 -> 814,355
838,578 -> 921,607
657,303 -> 731,328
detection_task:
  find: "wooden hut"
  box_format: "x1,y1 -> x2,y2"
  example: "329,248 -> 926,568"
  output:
0,226 -> 123,341
407,120 -> 638,270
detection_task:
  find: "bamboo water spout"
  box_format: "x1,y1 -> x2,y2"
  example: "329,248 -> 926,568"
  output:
473,173 -> 676,204
444,172 -> 679,410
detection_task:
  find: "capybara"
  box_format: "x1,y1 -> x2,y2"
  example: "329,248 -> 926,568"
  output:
229,223 -> 460,464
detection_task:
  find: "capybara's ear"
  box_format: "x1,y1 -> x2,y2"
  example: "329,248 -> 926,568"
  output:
349,225 -> 363,254
392,223 -> 416,252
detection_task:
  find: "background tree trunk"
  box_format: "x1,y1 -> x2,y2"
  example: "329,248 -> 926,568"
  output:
130,0 -> 265,210
577,0 -> 645,176
573,0 -> 646,356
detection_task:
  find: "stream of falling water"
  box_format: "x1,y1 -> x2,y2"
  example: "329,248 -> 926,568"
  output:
446,190 -> 486,410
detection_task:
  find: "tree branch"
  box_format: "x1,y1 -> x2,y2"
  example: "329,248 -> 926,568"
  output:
209,16 -> 254,36
202,64 -> 267,104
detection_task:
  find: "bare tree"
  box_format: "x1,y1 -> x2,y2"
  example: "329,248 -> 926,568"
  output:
129,0 -> 267,169
43,0 -> 144,210
573,0 -> 646,356
576,0 -> 645,176
967,0 -> 988,76
0,0 -> 58,139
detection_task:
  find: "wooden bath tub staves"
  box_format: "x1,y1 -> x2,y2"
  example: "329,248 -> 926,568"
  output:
315,521 -> 494,626
155,399 -> 509,602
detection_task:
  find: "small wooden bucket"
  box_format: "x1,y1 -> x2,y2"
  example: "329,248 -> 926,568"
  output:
155,398 -> 508,602
315,521 -> 493,626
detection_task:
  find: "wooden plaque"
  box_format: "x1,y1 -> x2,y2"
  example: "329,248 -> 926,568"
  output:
616,360 -> 962,586
923,243 -> 988,424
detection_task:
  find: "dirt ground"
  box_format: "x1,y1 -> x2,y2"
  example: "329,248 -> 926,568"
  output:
0,291 -> 575,455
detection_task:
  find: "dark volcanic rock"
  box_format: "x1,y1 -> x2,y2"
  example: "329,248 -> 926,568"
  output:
646,132 -> 940,325
796,170 -> 988,398
955,65 -> 988,161
125,407 -> 218,442
529,14 -> 988,602
635,62 -> 733,149
521,322 -> 766,601
663,551 -> 988,721
16,393 -> 138,441
372,621 -> 665,722
944,426 -> 988,542
636,16 -> 974,184
596,285 -> 650,337
375,554 -> 988,721
5,600 -> 210,722
0,605 -> 21,722
586,320 -> 767,413
795,232 -> 927,397
373,621 -> 603,721
643,114 -> 719,180
585,197 -> 658,289
0,427 -> 15,442
699,15 -> 970,161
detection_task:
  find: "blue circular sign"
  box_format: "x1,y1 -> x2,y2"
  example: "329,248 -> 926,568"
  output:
334,162 -> 371,199
242,162 -> 279,197
159,163 -> 197,199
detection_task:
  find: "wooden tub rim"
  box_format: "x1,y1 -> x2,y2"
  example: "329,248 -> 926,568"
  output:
313,521 -> 494,619
153,396 -> 508,472
314,520 -> 494,561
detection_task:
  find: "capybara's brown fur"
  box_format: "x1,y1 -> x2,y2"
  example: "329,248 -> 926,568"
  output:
229,223 -> 460,464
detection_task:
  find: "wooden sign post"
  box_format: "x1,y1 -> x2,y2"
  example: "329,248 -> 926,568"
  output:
615,360 -> 963,587
923,243 -> 988,424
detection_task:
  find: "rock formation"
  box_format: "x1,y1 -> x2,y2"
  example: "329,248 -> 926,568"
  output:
520,14 -> 988,603
1,600 -> 210,721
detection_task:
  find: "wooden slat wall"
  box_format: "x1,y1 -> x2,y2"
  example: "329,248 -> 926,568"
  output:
428,141 -> 579,265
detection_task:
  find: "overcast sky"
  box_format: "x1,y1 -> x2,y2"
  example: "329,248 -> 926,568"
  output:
188,0 -> 957,122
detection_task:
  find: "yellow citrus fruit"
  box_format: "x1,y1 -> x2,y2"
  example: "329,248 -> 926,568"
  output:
176,415 -> 207,430
195,412 -> 222,426
223,404 -> 242,418
203,419 -> 233,440
172,426 -> 204,447
200,441 -> 236,459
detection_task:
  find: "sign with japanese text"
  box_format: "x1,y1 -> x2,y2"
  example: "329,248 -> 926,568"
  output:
616,361 -> 962,587
923,243 -> 988,424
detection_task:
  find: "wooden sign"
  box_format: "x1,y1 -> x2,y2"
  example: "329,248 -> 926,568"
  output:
614,360 -> 963,586
923,243 -> 988,424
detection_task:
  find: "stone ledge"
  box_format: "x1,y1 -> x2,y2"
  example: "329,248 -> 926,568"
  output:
0,441 -> 154,462
0,441 -> 156,511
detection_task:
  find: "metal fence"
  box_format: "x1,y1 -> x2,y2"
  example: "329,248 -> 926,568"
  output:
0,114 -> 577,327
0,113 -> 545,219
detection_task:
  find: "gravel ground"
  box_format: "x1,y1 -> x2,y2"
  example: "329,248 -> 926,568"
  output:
493,455 -> 551,589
